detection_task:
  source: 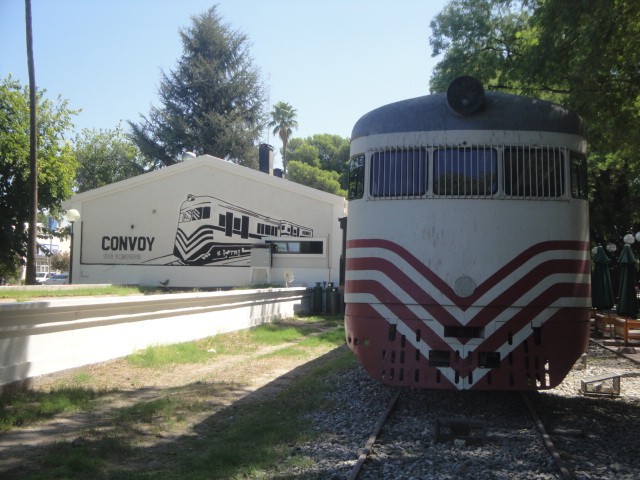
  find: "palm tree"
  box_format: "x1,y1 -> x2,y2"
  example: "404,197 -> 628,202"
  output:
268,101 -> 298,176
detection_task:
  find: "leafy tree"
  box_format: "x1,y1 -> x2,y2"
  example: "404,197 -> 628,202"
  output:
429,0 -> 640,243
286,139 -> 320,168
287,134 -> 350,189
268,101 -> 298,175
588,154 -> 635,248
75,125 -> 150,192
0,76 -> 78,275
287,161 -> 346,197
524,0 -> 640,157
50,251 -> 69,272
128,6 -> 266,168
429,0 -> 534,93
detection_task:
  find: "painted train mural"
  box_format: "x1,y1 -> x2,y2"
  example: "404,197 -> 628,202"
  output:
173,194 -> 313,265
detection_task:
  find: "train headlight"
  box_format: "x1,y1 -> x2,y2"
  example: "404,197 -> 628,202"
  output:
446,76 -> 485,116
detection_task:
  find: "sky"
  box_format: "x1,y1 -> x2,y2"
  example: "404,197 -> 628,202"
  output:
1,0 -> 447,165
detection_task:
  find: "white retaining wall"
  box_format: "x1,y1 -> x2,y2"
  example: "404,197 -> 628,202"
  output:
0,288 -> 310,387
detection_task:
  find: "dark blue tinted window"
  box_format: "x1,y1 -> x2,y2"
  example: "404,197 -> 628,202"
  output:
370,148 -> 427,197
433,148 -> 497,196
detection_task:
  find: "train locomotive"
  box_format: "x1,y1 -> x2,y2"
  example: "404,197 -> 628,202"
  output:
344,76 -> 590,391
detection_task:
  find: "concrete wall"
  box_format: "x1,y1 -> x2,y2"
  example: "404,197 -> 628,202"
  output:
0,288 -> 310,388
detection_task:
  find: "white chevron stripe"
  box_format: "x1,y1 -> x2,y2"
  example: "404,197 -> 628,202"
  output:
362,299 -> 569,390
347,246 -> 589,308
346,270 -> 590,326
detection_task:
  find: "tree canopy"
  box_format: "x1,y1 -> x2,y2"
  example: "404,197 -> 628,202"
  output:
429,0 -> 640,246
0,76 -> 77,277
75,125 -> 150,192
286,161 -> 346,197
287,134 -> 350,191
128,6 -> 266,169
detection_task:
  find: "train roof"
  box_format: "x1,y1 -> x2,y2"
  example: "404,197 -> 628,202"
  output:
351,89 -> 585,140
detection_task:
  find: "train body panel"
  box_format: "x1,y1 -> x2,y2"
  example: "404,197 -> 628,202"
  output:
344,77 -> 590,391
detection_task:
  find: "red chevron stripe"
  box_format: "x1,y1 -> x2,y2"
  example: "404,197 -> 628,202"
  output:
347,277 -> 588,334
347,239 -> 589,306
347,255 -> 589,313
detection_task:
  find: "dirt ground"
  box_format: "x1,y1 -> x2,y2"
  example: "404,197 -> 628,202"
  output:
0,323 -> 346,477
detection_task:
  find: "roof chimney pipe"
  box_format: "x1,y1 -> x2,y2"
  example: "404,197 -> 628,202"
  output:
258,144 -> 274,175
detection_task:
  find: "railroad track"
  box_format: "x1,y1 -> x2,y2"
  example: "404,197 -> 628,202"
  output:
292,343 -> 638,478
348,388 -> 576,480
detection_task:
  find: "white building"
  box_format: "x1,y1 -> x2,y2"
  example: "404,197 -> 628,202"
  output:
61,153 -> 346,289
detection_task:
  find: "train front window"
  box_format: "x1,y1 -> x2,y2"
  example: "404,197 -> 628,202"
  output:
348,155 -> 365,200
504,147 -> 565,198
180,206 -> 211,223
570,152 -> 588,199
370,147 -> 427,198
433,147 -> 497,197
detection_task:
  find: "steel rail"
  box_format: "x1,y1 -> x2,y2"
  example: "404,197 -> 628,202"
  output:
521,391 -> 575,480
347,389 -> 400,480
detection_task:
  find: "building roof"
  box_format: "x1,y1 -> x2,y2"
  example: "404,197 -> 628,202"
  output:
62,155 -> 346,211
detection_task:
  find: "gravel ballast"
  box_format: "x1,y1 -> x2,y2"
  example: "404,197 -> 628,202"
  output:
287,342 -> 640,479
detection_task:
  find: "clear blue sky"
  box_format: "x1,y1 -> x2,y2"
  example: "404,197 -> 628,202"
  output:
1,0 -> 447,164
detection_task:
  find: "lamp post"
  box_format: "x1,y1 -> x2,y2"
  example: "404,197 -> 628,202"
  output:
65,209 -> 80,284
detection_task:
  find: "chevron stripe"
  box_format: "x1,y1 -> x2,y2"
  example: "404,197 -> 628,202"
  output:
346,239 -> 590,308
174,226 -> 215,258
345,238 -> 590,390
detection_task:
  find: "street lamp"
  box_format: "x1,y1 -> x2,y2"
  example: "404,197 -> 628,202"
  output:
65,209 -> 80,284
606,242 -> 617,253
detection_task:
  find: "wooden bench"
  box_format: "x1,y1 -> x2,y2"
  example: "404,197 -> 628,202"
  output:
594,312 -> 616,338
614,317 -> 640,345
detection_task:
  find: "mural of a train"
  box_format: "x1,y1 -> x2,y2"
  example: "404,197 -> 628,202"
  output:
173,194 -> 313,265
344,76 -> 590,390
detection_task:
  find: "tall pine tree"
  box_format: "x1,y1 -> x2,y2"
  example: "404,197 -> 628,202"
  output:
129,6 -> 266,168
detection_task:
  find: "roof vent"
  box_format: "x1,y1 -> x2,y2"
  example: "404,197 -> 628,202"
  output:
446,76 -> 485,115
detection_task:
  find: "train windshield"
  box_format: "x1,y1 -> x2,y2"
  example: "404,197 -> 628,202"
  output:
180,206 -> 211,223
348,155 -> 365,200
503,147 -> 564,198
370,147 -> 427,198
433,147 -> 497,196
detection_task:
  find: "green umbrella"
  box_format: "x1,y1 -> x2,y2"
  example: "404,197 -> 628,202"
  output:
592,246 -> 614,311
616,244 -> 639,318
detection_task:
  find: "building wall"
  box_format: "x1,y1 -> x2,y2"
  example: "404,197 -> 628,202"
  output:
63,156 -> 346,288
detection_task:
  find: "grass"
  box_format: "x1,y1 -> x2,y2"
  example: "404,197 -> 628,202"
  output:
0,284 -> 300,302
126,342 -> 213,367
125,315 -> 344,368
0,314 -> 351,479
0,388 -> 103,431
173,348 -> 356,480
0,285 -> 162,302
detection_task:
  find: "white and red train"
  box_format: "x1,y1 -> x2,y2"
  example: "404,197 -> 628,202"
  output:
344,76 -> 590,390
